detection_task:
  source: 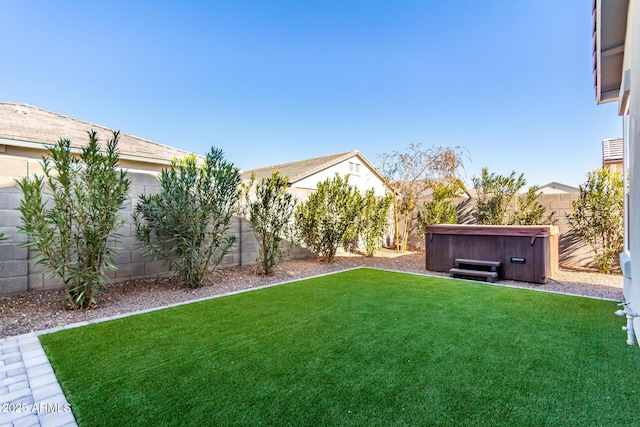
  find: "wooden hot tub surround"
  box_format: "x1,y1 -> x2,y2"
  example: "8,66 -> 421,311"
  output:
425,225 -> 559,284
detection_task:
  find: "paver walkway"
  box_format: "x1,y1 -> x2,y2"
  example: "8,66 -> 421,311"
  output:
0,333 -> 76,427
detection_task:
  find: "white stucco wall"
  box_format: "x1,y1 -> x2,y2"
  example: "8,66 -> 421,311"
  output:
292,154 -> 388,197
623,0 -> 640,343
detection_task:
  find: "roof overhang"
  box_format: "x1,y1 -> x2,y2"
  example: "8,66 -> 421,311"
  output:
593,0 -> 629,105
0,137 -> 199,167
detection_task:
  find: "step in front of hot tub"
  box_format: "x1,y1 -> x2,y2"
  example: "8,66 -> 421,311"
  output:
454,259 -> 501,272
449,268 -> 499,283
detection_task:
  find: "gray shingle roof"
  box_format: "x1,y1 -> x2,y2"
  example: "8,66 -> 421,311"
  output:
602,137 -> 624,162
241,150 -> 370,183
0,102 -> 194,164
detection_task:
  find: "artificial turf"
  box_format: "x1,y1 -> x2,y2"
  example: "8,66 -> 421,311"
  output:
40,268 -> 640,426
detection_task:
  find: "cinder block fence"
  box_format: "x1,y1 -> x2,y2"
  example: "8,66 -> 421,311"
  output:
0,183 -> 28,293
0,171 -> 313,295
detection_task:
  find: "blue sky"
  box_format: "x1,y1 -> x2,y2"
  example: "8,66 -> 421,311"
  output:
1,1 -> 620,187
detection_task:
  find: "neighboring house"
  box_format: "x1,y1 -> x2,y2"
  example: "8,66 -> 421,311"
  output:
535,182 -> 579,195
592,0 -> 638,344
0,102 -> 253,295
602,137 -> 624,171
242,150 -> 391,253
0,102 -> 197,187
241,150 -> 389,200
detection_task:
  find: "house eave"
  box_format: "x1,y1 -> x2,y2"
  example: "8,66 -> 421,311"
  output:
593,0 -> 629,105
0,137 -> 179,166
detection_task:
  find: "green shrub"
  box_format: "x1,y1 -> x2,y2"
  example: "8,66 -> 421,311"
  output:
17,131 -> 130,309
242,171 -> 297,275
567,168 -> 623,273
473,168 -> 525,225
134,148 -> 240,288
509,186 -> 556,226
417,198 -> 457,230
472,167 -> 553,226
358,189 -> 392,257
295,174 -> 362,263
416,183 -> 461,234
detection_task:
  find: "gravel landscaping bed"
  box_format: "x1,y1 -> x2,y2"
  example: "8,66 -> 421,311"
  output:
0,251 -> 624,339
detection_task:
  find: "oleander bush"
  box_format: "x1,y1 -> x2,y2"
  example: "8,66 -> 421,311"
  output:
242,171 -> 297,275
567,168 -> 623,273
17,130 -> 130,309
295,174 -> 361,263
358,189 -> 392,257
472,167 -> 554,226
134,148 -> 240,288
416,182 -> 462,234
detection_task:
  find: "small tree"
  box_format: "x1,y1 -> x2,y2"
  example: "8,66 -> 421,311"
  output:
358,189 -> 392,257
378,143 -> 467,252
295,174 -> 362,263
134,148 -> 240,288
18,131 -> 130,309
242,171 -> 297,275
567,168 -> 623,273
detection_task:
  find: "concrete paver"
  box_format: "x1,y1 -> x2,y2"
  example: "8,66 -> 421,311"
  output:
0,374 -> 29,388
0,335 -> 76,427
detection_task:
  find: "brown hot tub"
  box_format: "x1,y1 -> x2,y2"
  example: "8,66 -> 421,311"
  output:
424,225 -> 559,284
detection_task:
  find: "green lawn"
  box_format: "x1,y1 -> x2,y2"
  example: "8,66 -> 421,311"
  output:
40,268 -> 640,426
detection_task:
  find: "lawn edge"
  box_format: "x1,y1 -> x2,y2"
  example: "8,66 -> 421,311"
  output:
32,267 -> 366,339
367,266 -> 623,303
27,266 -> 620,341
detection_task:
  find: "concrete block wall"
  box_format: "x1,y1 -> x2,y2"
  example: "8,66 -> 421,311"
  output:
224,217 -> 314,268
0,167 -> 315,295
0,157 -> 29,293
101,171 -> 174,284
538,193 -> 598,269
